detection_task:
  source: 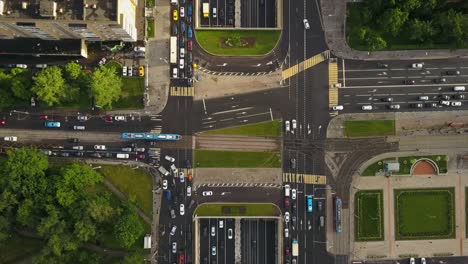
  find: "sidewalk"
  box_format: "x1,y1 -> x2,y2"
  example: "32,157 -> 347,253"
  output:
320,0 -> 468,60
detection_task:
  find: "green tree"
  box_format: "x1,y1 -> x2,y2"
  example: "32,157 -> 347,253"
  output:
407,19 -> 437,43
380,8 -> 409,36
64,61 -> 82,81
364,31 -> 387,50
32,66 -> 65,106
0,89 -> 15,109
87,194 -> 115,223
10,69 -> 33,100
122,250 -> 145,264
73,220 -> 96,242
113,204 -> 144,249
90,66 -> 122,109
436,9 -> 468,47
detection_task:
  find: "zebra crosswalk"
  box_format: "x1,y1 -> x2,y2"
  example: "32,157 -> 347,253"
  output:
170,86 -> 194,97
282,50 -> 330,80
328,58 -> 339,109
282,173 -> 327,185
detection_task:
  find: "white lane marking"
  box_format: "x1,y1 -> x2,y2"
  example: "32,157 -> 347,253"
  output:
342,83 -> 468,89
211,107 -> 254,115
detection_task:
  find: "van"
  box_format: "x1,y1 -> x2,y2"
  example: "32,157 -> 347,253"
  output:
212,7 -> 217,18
73,125 -> 85,130
116,153 -> 129,159
454,86 -> 465,91
158,166 -> 170,176
284,184 -> 291,197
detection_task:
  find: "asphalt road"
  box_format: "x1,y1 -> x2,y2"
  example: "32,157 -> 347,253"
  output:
199,218 -> 235,264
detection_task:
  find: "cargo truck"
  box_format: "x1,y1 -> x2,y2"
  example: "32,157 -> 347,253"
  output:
203,3 -> 209,18
292,239 -> 298,257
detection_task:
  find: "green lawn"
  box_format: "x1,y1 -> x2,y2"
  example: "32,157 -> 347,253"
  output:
114,77 -> 144,109
147,19 -> 155,38
0,234 -> 43,264
355,190 -> 384,241
146,0 -> 155,7
195,30 -> 281,56
344,120 -> 395,137
395,188 -> 455,240
195,203 -> 280,216
194,150 -> 281,168
202,120 -> 281,137
362,155 -> 448,176
98,165 -> 153,216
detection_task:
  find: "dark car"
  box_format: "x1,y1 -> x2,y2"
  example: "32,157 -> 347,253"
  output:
180,22 -> 186,33
290,158 -> 296,169
454,94 -> 465,99
425,103 -> 438,108
172,23 -> 178,35
440,95 -> 451,100
377,63 -> 388,68
68,138 -> 80,143
103,152 -> 112,158
187,52 -> 193,64
381,97 -> 393,102
403,80 -> 415,85
446,70 -> 460,75
186,66 -> 192,77
433,78 -> 447,83
292,203 -> 296,213
75,152 -> 84,157
60,152 -> 70,157
90,153 -> 102,158
411,103 -> 423,108
185,159 -> 192,169
180,36 -> 185,47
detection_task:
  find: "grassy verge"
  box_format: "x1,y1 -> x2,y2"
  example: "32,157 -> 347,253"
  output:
344,120 -> 395,137
194,150 -> 281,168
195,30 -> 281,56
98,165 -> 153,216
195,203 -> 280,216
394,188 -> 455,240
355,190 -> 384,241
114,77 -> 144,109
0,234 -> 43,263
202,121 -> 281,137
361,155 -> 448,176
147,19 -> 155,38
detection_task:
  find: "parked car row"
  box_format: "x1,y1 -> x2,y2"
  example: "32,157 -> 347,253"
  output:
122,65 -> 144,77
171,0 -> 194,80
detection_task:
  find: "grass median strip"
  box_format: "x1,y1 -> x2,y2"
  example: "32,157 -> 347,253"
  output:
194,150 -> 281,168
355,190 -> 384,241
202,120 -> 281,137
114,77 -> 144,109
195,203 -> 280,216
345,120 -> 395,137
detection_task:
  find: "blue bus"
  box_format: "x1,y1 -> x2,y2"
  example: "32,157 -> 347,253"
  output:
121,133 -> 181,141
44,121 -> 61,128
334,196 -> 342,233
306,195 -> 313,213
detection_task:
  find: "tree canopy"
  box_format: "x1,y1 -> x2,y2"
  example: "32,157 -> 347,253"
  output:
32,66 -> 65,106
90,66 -> 122,109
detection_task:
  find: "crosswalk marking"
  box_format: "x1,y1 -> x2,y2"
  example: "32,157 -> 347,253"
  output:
282,50 -> 330,80
150,114 -> 162,121
170,86 -> 195,97
282,173 -> 327,185
328,58 -> 339,109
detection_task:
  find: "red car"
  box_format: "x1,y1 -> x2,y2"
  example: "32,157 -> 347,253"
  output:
179,252 -> 185,264
39,115 -> 48,120
187,40 -> 193,51
104,115 -> 113,122
285,246 -> 290,256
0,120 -> 5,125
136,154 -> 146,159
284,197 -> 289,209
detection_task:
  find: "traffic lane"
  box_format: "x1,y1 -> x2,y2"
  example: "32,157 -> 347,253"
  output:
342,58 -> 468,71
162,96 -> 194,136
194,187 -> 283,205
340,72 -> 468,87
217,218 -> 227,264
197,108 -> 273,131
304,0 -> 327,57
225,219 -> 235,264
199,219 -> 211,263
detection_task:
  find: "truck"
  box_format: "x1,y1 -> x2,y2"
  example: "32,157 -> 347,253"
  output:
170,36 -> 177,64
292,239 -> 298,257
202,3 -> 209,18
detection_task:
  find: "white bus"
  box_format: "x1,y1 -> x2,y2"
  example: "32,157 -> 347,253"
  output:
170,36 -> 177,64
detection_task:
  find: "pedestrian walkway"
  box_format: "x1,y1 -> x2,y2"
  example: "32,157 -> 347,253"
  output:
328,58 -> 339,108
282,50 -> 330,80
282,173 -> 327,184
170,86 -> 195,97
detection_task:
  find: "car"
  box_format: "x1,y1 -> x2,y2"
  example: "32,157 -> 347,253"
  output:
419,96 -> 429,101
122,147 -> 132,152
4,136 -> 17,142
44,121 -> 61,128
440,100 -> 450,106
60,152 -> 70,157
136,154 -> 146,159
122,66 -> 127,76
179,172 -> 185,182
134,147 -> 145,152
171,164 -> 178,174
187,27 -> 193,39
179,59 -> 185,69
180,204 -> 185,215
403,80 -> 415,85
16,64 -> 27,69
292,119 -> 297,130
94,145 -> 106,150
35,64 -> 47,68
180,36 -> 185,47
425,103 -> 438,108
411,63 -> 423,68
0,120 -> 5,125
218,220 -> 224,228
134,46 -> 146,53
173,9 -> 178,21
114,115 -> 126,121
90,153 -> 102,158
303,19 -> 310,29
381,97 -> 393,102
411,103 -> 423,108
203,191 -> 213,196
72,146 -> 83,150
410,258 -> 415,264
187,52 -> 193,64
172,242 -> 177,253
307,195 -> 313,212
211,226 -> 216,236
75,152 -> 84,157
285,246 -> 290,256
180,48 -> 185,58
332,105 -> 343,111
172,67 -> 178,78
284,228 -> 289,238
434,78 -> 446,83
388,104 -> 400,109
377,63 -> 388,68
188,173 -> 193,181
68,138 -> 80,143
228,228 -> 233,239
451,101 -> 462,106
291,189 -> 297,199
211,246 -> 217,256
446,70 -> 460,75
285,120 -> 290,132
77,115 -> 88,121
441,95 -> 451,100
180,22 -> 186,33
284,212 -> 290,223
187,40 -> 193,51
291,215 -> 297,228
164,155 -> 175,162
179,253 -> 185,264
290,158 -> 296,169
180,6 -> 185,17
284,197 -> 289,209
39,115 -> 48,120
317,201 -> 323,211
362,105 -> 372,110
172,23 -> 178,35
127,66 -> 133,77
139,65 -> 144,77
187,186 -> 192,196
421,257 -> 426,264
454,94 -> 465,99
162,179 -> 168,190
170,225 -> 177,236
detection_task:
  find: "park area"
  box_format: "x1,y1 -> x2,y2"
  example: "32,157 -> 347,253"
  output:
354,190 -> 384,241
344,120 -> 395,137
394,188 -> 455,240
361,155 -> 448,176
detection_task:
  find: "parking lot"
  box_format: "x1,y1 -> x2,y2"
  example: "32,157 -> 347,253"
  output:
199,0 -> 277,28
199,218 -> 277,264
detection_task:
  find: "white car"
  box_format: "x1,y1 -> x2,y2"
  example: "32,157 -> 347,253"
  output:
4,136 -> 17,142
187,186 -> 192,196
440,100 -> 450,106
180,48 -> 185,58
332,105 -> 344,111
172,242 -> 177,253
284,228 -> 289,238
362,105 -> 373,111
291,189 -> 297,200
389,104 -> 400,109
171,164 -> 178,174
134,46 -> 146,53
114,115 -> 126,121
303,19 -> 310,29
211,246 -> 217,256
284,212 -> 290,223
179,204 -> 185,215
162,179 -> 168,190
16,64 -> 27,69
211,226 -> 216,236
172,67 -> 178,78
122,66 -> 127,76
411,63 -> 423,69
180,7 -> 185,17
421,257 -> 426,264
202,191 -> 213,196
285,120 -> 290,132
219,220 -> 224,228
419,96 -> 429,101
410,258 -> 415,264
72,146 -> 83,150
292,119 -> 297,130
451,101 -> 462,106
179,171 -> 185,182
179,59 -> 185,69
94,145 -> 106,150
165,155 -> 175,162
